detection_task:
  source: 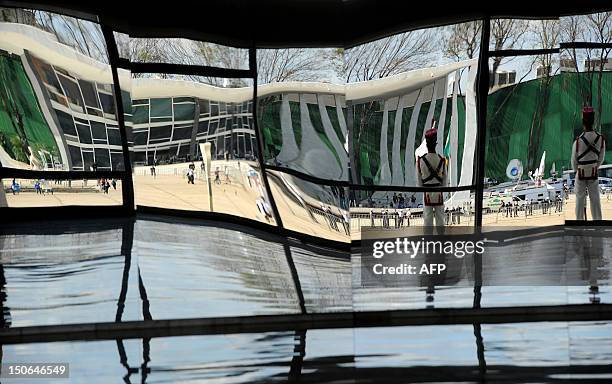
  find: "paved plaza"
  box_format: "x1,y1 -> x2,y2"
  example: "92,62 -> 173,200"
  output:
4,175 -> 612,241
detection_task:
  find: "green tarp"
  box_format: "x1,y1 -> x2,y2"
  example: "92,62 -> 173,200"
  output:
0,52 -> 58,163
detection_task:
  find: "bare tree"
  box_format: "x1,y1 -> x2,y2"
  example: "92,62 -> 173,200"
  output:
117,37 -> 176,79
257,48 -> 337,84
344,29 -> 436,82
154,40 -> 248,85
560,12 -> 612,129
527,20 -> 559,171
28,10 -> 108,63
343,29 -> 438,184
445,21 -> 482,61
139,39 -> 335,86
560,15 -> 592,105
0,9 -> 109,63
490,19 -> 530,75
585,12 -> 612,129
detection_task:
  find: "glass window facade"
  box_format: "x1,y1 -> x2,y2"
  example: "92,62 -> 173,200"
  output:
1,10 -> 611,234
127,93 -> 256,166
0,24 -> 127,171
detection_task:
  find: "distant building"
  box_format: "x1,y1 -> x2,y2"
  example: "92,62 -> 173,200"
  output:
536,65 -> 551,78
489,70 -> 516,88
584,58 -> 612,72
559,58 -> 577,73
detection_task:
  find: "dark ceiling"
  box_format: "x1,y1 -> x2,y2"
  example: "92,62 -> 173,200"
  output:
3,0 -> 611,48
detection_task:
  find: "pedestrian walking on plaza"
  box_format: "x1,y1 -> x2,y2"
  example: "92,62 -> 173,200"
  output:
214,167 -> 221,185
513,201 -> 519,217
186,168 -> 195,184
342,211 -> 350,235
224,166 -> 231,184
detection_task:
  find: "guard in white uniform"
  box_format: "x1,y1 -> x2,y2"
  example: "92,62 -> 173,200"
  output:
417,128 -> 448,228
571,106 -> 606,220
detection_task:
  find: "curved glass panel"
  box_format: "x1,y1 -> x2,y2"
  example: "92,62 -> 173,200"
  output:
0,12 -> 127,171
258,90 -> 348,181
256,48 -> 348,181
120,73 -> 275,224
266,169 -> 349,243
346,24 -> 479,188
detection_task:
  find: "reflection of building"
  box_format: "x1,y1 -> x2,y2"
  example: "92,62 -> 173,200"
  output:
0,23 -> 259,170
489,70 -> 516,88
130,82 -> 257,165
28,53 -> 126,171
584,58 -> 612,72
258,90 -> 347,181
0,23 -> 127,171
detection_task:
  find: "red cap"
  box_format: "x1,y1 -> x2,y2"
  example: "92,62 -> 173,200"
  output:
425,128 -> 437,142
583,106 -> 595,127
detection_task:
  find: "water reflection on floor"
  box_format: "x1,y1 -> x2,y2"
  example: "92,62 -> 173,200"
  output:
3,322 -> 611,383
353,226 -> 612,312
1,217 -> 611,382
0,216 -> 351,327
1,218 -> 611,325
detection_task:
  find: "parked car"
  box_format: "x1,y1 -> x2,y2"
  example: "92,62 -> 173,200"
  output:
599,178 -> 612,194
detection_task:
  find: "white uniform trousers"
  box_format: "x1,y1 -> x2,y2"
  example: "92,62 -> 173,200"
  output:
423,205 -> 445,228
575,178 -> 602,220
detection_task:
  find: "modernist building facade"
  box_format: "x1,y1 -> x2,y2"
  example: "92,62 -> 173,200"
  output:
2,22 -> 609,190
129,84 -> 257,166
0,23 -> 260,171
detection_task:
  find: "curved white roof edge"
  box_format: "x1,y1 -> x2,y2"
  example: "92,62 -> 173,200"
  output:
131,78 -> 345,102
132,60 -> 476,102
0,23 -> 476,103
345,59 -> 477,102
0,23 -> 115,84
